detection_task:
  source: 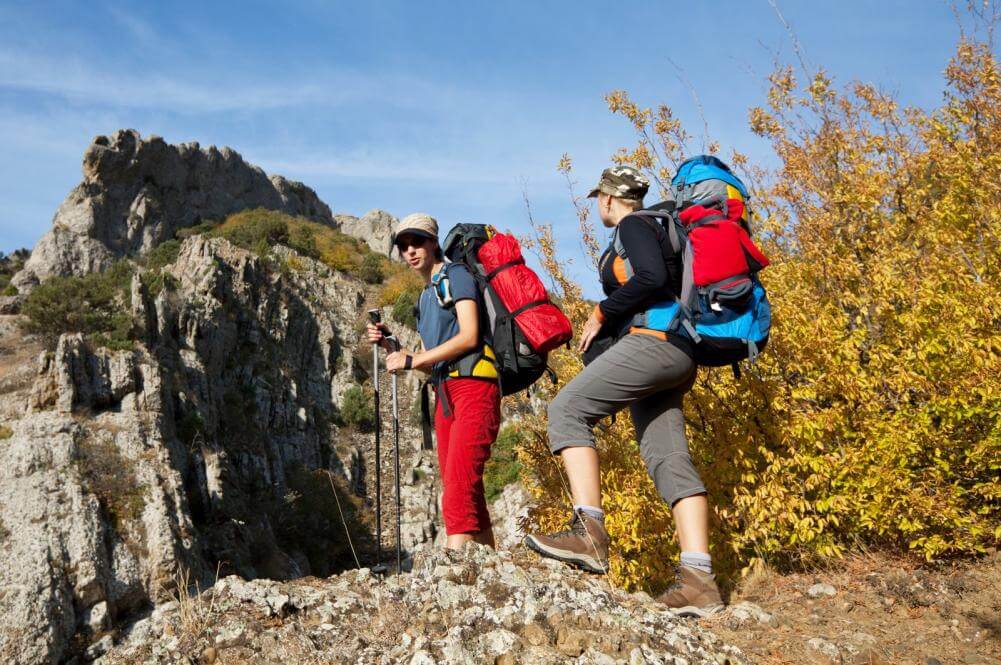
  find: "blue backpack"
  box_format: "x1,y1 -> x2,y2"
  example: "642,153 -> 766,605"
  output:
617,155 -> 772,376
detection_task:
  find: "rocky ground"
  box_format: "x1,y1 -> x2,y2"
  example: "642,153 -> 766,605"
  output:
102,543 -> 746,665
706,551 -> 1001,664
93,541 -> 1001,664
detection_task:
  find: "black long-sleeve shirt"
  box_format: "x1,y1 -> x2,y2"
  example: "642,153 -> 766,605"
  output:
596,214 -> 692,356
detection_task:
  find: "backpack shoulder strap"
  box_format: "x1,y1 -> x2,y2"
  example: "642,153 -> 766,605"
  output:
633,210 -> 683,254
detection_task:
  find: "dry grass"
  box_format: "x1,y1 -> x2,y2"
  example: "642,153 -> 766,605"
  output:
172,565 -> 220,640
77,436 -> 145,522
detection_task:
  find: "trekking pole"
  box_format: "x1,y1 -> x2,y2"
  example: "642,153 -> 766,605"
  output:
380,328 -> 405,575
391,349 -> 402,574
367,309 -> 386,576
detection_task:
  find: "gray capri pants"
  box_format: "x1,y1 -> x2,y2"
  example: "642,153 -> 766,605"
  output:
547,333 -> 705,507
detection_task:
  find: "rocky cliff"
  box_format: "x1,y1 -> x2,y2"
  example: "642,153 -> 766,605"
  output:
0,233 -> 435,663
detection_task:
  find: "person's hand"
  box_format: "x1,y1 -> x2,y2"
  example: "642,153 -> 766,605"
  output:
577,310 -> 604,353
366,322 -> 393,352
386,350 -> 414,373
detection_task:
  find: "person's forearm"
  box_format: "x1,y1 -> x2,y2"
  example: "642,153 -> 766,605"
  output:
414,332 -> 478,370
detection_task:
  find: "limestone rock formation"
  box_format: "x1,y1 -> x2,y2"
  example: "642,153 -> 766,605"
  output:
335,209 -> 398,258
104,544 -> 746,664
0,236 -> 436,664
490,482 -> 532,550
11,130 -> 334,292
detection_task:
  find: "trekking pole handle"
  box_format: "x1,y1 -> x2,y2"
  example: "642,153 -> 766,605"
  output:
368,309 -> 401,352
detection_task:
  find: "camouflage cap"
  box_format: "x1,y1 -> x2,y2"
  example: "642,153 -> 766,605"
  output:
587,166 -> 650,201
393,212 -> 439,245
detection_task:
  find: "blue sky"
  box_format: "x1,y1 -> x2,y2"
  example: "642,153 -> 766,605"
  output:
0,1 -> 980,294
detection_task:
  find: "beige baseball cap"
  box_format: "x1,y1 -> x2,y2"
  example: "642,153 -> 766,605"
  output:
393,212 -> 439,246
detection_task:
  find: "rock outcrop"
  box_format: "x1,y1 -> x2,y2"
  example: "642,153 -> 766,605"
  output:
105,544 -> 746,664
490,482 -> 532,550
11,130 -> 334,292
336,209 -> 398,258
0,236 -> 436,664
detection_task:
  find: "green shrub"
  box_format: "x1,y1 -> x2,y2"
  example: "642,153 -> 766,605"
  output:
140,270 -> 179,298
484,426 -> 524,502
358,253 -> 386,284
378,270 -> 423,330
273,465 -> 369,576
143,239 -> 181,271
21,261 -> 136,349
211,210 -> 289,255
2,284 -> 17,296
77,436 -> 146,531
339,385 -> 374,430
287,224 -> 320,260
391,292 -> 419,329
0,424 -> 12,440
175,220 -> 220,239
210,209 -> 386,281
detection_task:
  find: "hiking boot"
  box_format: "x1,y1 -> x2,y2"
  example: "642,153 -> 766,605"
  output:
523,509 -> 609,574
656,565 -> 724,618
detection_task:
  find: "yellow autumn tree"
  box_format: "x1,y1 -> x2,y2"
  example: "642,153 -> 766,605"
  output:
517,30 -> 1001,591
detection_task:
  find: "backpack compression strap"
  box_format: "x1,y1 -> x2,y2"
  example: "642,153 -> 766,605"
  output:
484,257 -> 525,281
629,211 -> 701,341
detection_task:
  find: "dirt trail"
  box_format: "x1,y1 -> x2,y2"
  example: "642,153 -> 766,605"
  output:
705,551 -> 1000,664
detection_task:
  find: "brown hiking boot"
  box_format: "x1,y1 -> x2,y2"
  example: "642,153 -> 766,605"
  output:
656,565 -> 724,618
523,509 -> 609,574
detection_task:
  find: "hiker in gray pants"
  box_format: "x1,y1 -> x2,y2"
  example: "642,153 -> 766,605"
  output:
524,166 -> 723,617
546,335 -> 703,506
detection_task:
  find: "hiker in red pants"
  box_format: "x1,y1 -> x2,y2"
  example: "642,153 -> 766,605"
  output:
367,213 -> 500,549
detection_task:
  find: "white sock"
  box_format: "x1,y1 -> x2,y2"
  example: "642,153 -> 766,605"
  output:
680,551 -> 712,575
573,504 -> 605,523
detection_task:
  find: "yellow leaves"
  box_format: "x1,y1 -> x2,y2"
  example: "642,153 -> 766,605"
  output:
767,66 -> 797,110
749,107 -> 782,138
556,153 -> 573,174
515,32 -> 1001,591
808,70 -> 834,105
605,89 -> 651,132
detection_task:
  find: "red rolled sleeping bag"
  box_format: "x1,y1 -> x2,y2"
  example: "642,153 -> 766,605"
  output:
476,233 -> 572,353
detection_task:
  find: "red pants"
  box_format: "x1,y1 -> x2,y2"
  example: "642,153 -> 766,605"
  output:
435,378 -> 501,534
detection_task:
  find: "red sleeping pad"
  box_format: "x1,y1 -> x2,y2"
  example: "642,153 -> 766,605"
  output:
678,199 -> 770,287
476,233 -> 572,353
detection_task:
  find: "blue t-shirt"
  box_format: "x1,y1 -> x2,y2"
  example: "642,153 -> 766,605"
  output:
417,262 -> 480,375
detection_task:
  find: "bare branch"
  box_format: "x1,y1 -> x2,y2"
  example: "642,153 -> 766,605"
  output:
668,57 -> 711,153
767,0 -> 812,78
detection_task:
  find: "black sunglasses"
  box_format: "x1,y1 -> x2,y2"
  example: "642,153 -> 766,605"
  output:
395,235 -> 431,251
